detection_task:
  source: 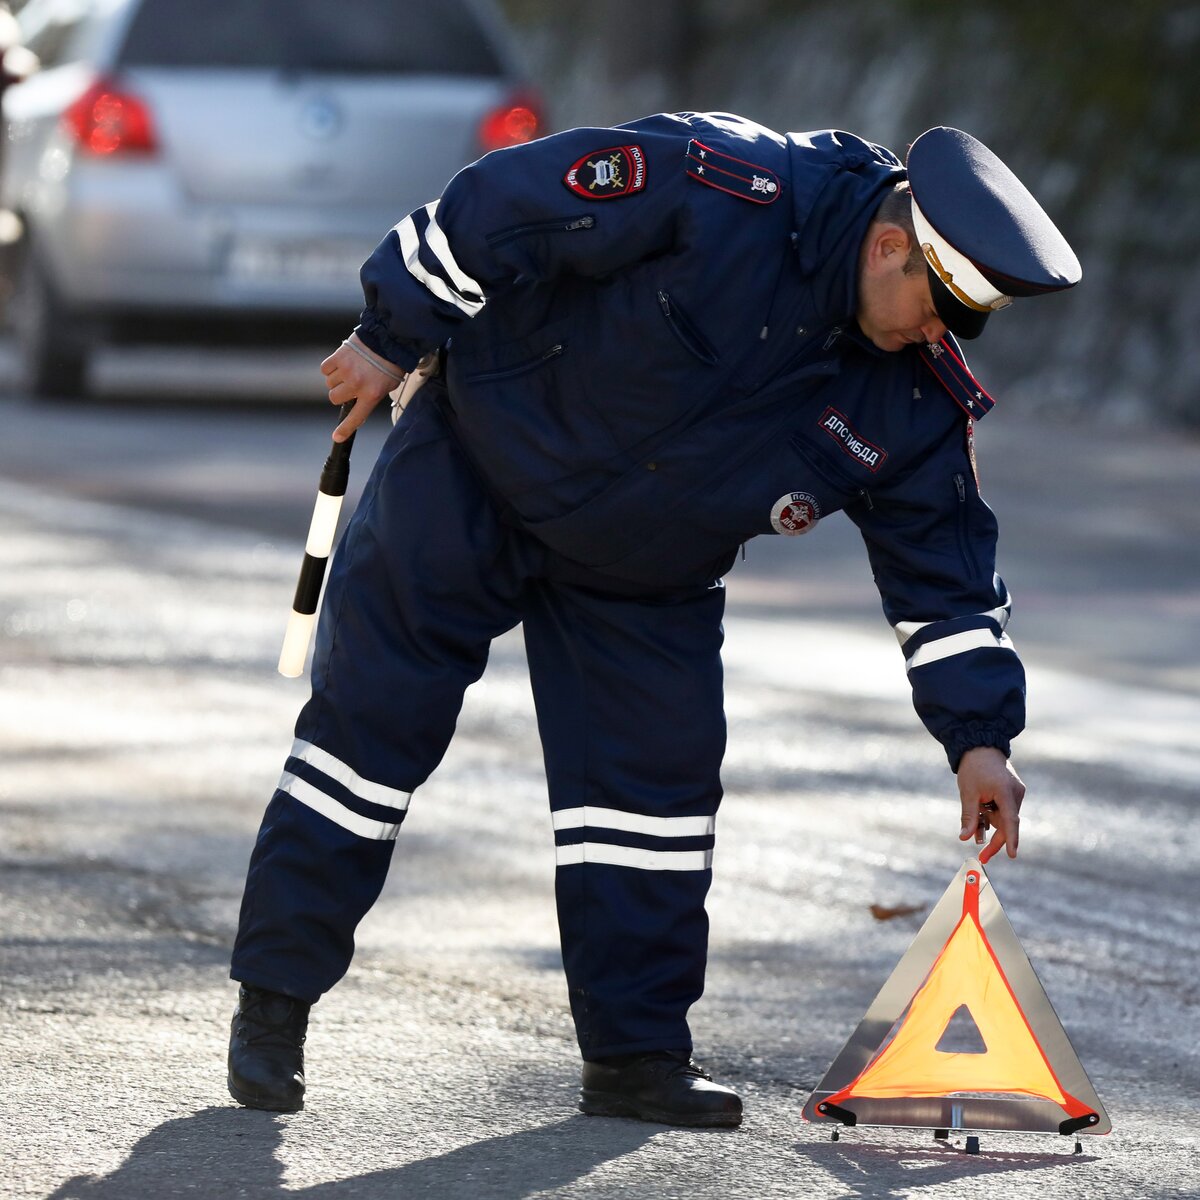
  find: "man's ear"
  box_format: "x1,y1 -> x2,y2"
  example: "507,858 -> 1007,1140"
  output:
864,223 -> 913,273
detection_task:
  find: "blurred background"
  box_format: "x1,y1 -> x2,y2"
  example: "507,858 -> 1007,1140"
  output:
0,0 -> 1197,424
504,0 -> 1200,429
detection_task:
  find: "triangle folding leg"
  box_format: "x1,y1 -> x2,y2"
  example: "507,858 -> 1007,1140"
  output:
801,859 -> 1110,1136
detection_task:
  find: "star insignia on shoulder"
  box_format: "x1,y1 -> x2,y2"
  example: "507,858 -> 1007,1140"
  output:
696,164 -> 705,174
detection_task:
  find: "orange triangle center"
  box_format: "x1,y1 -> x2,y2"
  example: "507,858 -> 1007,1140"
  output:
830,910 -> 1075,1105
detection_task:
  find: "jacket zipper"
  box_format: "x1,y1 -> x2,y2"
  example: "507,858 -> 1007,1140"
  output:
485,215 -> 596,246
657,290 -> 719,365
466,343 -> 564,384
954,472 -> 980,578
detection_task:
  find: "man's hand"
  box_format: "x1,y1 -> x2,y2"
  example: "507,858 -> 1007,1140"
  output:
319,333 -> 407,442
957,746 -> 1024,862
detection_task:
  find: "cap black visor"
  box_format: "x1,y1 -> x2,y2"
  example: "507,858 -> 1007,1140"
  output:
927,264 -> 990,340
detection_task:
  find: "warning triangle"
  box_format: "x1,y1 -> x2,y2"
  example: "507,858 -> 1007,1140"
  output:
801,859 -> 1110,1136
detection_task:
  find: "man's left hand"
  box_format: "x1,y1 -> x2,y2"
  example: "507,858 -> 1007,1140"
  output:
957,746 -> 1024,861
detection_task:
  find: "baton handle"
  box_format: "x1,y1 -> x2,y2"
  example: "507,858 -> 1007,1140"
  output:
278,404 -> 356,678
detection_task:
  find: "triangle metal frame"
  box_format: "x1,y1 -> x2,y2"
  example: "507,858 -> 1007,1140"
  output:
801,858 -> 1111,1136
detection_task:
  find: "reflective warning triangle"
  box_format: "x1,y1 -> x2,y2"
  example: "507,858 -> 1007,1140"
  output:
801,859 -> 1111,1136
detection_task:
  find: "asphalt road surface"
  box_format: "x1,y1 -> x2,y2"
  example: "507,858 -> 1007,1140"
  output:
1,361 -> 1198,1200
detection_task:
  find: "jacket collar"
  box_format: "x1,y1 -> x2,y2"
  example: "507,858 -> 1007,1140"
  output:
785,130 -> 905,326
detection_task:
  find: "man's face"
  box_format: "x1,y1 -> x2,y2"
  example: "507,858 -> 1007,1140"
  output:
857,227 -> 949,352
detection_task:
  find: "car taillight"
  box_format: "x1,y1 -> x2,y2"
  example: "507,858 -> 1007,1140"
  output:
479,92 -> 542,152
63,77 -> 157,155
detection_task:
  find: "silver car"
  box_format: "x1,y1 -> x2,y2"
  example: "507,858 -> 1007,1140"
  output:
1,0 -> 541,395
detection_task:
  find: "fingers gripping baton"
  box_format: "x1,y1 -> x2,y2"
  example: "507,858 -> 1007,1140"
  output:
278,363 -> 433,677
278,403 -> 356,678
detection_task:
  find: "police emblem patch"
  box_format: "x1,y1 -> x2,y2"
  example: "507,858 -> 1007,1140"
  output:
770,491 -> 820,536
563,145 -> 646,199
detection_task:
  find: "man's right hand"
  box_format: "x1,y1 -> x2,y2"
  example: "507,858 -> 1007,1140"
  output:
319,333 -> 407,441
957,746 -> 1024,862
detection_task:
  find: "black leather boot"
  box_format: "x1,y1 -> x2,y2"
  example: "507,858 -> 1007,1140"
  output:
580,1051 -> 743,1128
227,984 -> 310,1112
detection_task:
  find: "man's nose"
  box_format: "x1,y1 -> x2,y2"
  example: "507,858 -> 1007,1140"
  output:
919,319 -> 948,344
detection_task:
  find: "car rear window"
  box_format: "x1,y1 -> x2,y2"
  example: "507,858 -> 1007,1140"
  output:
117,0 -> 506,75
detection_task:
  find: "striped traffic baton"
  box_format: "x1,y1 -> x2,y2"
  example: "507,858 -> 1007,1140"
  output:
277,362 -> 434,678
277,403 -> 357,678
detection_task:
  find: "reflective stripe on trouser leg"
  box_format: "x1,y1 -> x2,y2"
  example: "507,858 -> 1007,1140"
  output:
522,578 -> 727,1059
232,396 -> 531,1001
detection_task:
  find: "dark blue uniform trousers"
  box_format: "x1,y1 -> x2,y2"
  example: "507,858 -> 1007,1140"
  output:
232,394 -> 727,1059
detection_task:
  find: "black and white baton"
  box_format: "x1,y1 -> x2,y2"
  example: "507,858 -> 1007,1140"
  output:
277,403 -> 357,678
277,364 -> 434,679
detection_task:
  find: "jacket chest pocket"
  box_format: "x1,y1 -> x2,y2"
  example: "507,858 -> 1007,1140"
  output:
656,290 -> 720,365
569,277 -> 726,456
447,327 -> 618,503
463,341 -> 565,385
789,433 -> 871,503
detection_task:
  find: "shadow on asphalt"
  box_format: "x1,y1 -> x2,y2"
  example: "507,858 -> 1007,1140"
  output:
45,1107 -> 656,1198
793,1136 -> 1098,1196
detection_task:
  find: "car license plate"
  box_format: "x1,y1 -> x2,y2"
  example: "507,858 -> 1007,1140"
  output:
227,238 -> 366,287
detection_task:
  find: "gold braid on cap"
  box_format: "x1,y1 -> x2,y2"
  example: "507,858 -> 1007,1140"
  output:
922,244 -> 1013,312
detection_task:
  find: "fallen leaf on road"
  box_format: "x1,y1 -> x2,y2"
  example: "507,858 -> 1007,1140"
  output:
869,902 -> 926,921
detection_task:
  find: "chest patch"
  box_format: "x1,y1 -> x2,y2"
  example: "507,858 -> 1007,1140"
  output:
818,407 -> 887,473
563,145 -> 646,199
771,491 -> 821,535
685,139 -> 781,204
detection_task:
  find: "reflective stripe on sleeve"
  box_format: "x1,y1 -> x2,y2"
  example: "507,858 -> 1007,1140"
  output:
894,601 -> 1010,648
393,206 -> 486,317
906,628 -> 1014,671
422,201 -> 486,304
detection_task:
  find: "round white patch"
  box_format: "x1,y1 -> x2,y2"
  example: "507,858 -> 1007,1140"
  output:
770,491 -> 820,536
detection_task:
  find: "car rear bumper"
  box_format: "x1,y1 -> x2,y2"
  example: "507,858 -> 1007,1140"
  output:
28,163 -> 389,318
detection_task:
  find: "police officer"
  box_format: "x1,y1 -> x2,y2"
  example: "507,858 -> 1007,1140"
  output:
227,114 -> 1080,1126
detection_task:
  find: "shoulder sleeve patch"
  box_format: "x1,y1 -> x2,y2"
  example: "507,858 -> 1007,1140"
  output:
685,138 -> 781,204
563,145 -> 647,199
918,337 -> 997,419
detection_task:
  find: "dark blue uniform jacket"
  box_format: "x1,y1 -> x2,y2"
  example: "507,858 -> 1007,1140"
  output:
353,112 -> 1024,769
